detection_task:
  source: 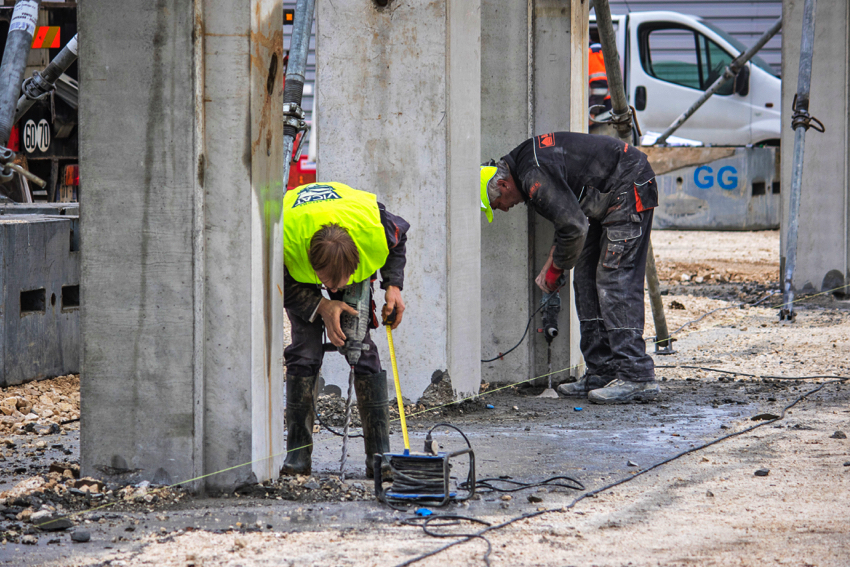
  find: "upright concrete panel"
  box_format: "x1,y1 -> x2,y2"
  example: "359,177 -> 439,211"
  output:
80,0 -> 198,485
249,0 -> 286,490
80,0 -> 284,491
530,0 -> 582,382
480,0 -> 532,385
447,2 -> 482,396
780,0 -> 850,294
317,1 -> 481,400
202,0 -> 285,490
480,0 -> 586,386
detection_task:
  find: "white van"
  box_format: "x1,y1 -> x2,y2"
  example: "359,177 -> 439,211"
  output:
590,11 -> 782,146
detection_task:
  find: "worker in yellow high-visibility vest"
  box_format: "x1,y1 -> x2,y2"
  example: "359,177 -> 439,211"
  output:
282,182 -> 409,479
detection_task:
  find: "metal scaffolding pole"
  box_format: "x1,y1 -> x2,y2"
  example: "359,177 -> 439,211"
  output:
781,0 -> 823,321
594,0 -> 673,352
653,17 -> 782,147
282,0 -> 315,183
0,0 -> 41,149
593,0 -> 630,143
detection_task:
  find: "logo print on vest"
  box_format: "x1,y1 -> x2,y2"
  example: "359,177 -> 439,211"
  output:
293,184 -> 341,207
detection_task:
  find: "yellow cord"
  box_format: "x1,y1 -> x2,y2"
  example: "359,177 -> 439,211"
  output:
386,325 -> 410,452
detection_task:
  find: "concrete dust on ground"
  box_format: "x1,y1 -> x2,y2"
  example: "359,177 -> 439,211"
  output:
3,229 -> 850,566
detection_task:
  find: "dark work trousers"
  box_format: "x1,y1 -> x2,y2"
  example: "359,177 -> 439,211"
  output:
573,208 -> 655,383
284,287 -> 382,378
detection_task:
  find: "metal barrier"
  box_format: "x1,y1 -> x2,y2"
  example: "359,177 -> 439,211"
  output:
653,147 -> 779,231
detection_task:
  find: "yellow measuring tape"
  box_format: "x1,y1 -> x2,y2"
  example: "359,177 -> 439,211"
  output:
386,324 -> 410,453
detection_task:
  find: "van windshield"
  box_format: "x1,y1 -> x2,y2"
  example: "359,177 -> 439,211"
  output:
699,19 -> 778,77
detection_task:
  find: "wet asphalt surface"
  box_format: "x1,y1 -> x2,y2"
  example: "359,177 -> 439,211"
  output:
1,377 -> 807,566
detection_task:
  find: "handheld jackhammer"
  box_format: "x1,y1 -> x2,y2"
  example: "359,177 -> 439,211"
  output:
536,277 -> 563,398
321,280 -> 372,478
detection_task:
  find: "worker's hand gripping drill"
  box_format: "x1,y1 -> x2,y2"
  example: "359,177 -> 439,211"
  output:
320,280 -> 372,366
535,245 -> 564,293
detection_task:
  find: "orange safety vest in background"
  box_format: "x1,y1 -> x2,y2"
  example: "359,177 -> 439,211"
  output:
589,44 -> 610,105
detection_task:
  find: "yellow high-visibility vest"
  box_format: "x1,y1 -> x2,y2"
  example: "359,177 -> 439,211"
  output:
283,182 -> 389,285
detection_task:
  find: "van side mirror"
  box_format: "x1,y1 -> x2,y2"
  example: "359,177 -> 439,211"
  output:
734,65 -> 750,96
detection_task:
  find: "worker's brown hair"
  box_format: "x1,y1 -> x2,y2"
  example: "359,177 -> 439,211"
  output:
308,223 -> 359,285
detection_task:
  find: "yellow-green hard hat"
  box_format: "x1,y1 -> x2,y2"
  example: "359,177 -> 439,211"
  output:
480,165 -> 497,223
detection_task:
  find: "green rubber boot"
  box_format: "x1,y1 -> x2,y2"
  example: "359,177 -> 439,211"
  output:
280,374 -> 317,476
354,371 -> 391,479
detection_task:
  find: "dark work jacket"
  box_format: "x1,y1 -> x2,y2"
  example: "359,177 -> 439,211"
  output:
284,203 -> 410,321
502,132 -> 657,270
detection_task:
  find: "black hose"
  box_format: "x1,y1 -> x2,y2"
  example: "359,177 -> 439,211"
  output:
0,0 -> 41,146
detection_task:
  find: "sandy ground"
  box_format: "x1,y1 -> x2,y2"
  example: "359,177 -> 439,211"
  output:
4,230 -> 850,567
652,229 -> 779,285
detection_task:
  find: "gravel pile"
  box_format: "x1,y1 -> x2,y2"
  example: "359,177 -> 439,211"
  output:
315,396 -> 361,428
0,375 -> 79,436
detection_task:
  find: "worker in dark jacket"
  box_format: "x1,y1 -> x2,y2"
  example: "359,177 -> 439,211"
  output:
481,132 -> 659,403
282,182 -> 409,477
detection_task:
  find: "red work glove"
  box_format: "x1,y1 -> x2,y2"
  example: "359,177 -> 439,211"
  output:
544,265 -> 564,292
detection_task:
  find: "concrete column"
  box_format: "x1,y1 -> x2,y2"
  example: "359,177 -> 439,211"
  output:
79,0 -> 284,492
780,0 -> 850,295
480,0 -> 531,384
530,0 -> 585,382
316,1 -> 481,400
480,0 -> 586,386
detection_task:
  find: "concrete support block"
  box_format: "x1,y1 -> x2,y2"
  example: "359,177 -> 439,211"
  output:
0,216 -> 79,386
317,0 -> 481,400
79,0 -> 283,491
781,0 -> 850,294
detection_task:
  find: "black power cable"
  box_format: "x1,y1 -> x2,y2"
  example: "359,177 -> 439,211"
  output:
655,365 -> 850,382
469,475 -> 584,493
395,377 -> 847,567
481,284 -> 563,363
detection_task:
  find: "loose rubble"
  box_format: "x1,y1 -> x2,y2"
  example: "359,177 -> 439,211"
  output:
314,370 -> 485,430
0,464 -> 187,544
0,374 -> 80,437
234,474 -> 371,503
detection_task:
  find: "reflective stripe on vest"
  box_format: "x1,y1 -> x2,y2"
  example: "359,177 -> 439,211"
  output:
283,182 -> 390,285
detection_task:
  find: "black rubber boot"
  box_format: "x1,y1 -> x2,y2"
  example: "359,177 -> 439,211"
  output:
354,371 -> 391,479
280,374 -> 317,476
